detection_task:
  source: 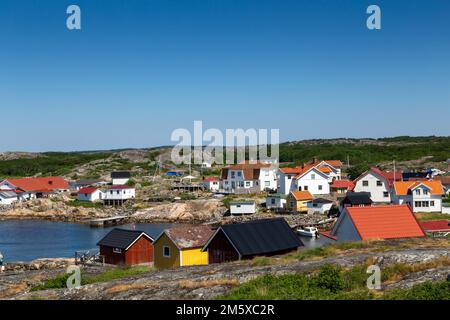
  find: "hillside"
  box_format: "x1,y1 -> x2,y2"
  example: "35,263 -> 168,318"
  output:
0,136 -> 448,180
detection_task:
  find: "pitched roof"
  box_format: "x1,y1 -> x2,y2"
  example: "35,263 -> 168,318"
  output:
97,228 -> 153,250
205,218 -> 303,256
161,225 -> 214,249
221,162 -> 270,180
203,177 -> 219,182
393,180 -> 445,196
342,192 -> 373,205
78,187 -> 98,194
402,172 -> 429,181
290,190 -> 313,201
369,167 -> 403,186
344,205 -> 425,240
75,179 -> 105,186
434,176 -> 450,186
0,191 -> 17,198
312,198 -> 333,204
419,220 -> 450,232
111,171 -> 131,179
279,167 -> 304,174
331,180 -> 355,190
6,177 -> 69,192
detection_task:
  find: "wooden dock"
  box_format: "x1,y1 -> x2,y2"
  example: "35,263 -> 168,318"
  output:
89,215 -> 128,227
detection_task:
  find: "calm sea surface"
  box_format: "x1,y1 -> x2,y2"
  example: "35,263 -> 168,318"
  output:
0,220 -> 177,262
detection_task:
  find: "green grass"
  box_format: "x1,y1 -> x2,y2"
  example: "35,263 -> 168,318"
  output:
30,265 -> 153,291
0,152 -> 112,178
219,263 -> 450,300
67,200 -> 103,208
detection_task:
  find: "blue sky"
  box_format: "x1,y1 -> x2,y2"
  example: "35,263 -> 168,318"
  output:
1,0 -> 449,151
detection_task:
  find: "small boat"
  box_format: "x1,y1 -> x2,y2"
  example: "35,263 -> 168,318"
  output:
297,226 -> 319,237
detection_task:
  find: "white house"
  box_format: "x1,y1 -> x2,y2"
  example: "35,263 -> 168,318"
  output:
392,180 -> 445,213
202,177 -> 220,192
77,187 -> 103,202
353,167 -> 402,203
230,200 -> 257,215
266,194 -> 287,210
277,160 -> 342,195
103,185 -> 135,205
293,167 -> 330,195
307,198 -> 334,214
0,177 -> 70,201
221,161 -> 277,193
111,171 -> 131,185
0,190 -> 18,206
201,162 -> 212,168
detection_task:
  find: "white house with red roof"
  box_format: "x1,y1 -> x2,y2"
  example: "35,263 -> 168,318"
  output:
202,177 -> 220,192
0,177 -> 70,201
391,180 -> 445,213
0,190 -> 19,206
353,167 -> 402,203
323,205 -> 425,242
292,166 -> 330,195
77,187 -> 103,202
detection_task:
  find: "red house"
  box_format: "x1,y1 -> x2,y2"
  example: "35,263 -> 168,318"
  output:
97,228 -> 154,265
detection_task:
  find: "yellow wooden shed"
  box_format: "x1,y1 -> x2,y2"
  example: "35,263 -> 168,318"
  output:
153,225 -> 214,269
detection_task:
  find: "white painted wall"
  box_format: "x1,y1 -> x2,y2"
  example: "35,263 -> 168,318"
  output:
259,168 -> 277,191
266,196 -> 286,209
112,178 -> 129,185
278,171 -> 296,195
0,194 -> 18,205
203,181 -> 220,192
353,172 -> 391,203
293,169 -> 330,195
230,202 -> 256,215
103,188 -> 135,200
307,202 -> 333,214
392,185 -> 443,213
77,189 -> 103,202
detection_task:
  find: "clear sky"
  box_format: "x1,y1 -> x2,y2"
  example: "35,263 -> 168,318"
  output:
1,0 -> 449,151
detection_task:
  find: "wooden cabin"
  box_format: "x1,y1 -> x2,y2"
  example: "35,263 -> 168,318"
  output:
153,225 -> 214,269
287,191 -> 313,212
97,228 -> 154,265
203,218 -> 303,264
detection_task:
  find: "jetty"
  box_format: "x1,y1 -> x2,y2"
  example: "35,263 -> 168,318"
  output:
89,215 -> 128,227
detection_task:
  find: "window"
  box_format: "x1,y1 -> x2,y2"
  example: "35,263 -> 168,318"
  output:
377,181 -> 382,187
287,175 -> 292,180
415,189 -> 420,195
265,181 -> 270,187
271,199 -> 275,204
423,189 -> 429,195
415,201 -> 421,207
116,190 -> 120,195
304,186 -> 308,191
110,191 -> 113,195
383,192 -> 389,198
423,201 -> 429,207
313,203 -> 318,207
290,201 -> 294,208
236,204 -> 241,208
113,248 -> 122,254
163,246 -> 170,257
362,181 -> 369,187
237,171 -> 242,177
311,174 -> 316,180
298,186 -> 302,191
244,181 -> 249,187
318,185 -> 322,190
430,201 -> 435,207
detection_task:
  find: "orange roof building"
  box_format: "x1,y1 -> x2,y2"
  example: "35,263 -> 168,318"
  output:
0,177 -> 69,197
392,180 -> 445,213
327,205 -> 426,242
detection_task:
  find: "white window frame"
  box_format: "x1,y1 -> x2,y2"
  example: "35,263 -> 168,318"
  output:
113,248 -> 122,254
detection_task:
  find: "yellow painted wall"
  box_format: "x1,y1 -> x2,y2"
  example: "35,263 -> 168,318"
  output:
180,247 -> 209,266
153,233 -> 180,269
288,195 -> 310,212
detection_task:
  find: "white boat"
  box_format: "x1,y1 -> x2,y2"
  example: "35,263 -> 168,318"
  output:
297,226 -> 319,237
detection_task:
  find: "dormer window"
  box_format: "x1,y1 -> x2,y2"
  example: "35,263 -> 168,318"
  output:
415,189 -> 420,195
